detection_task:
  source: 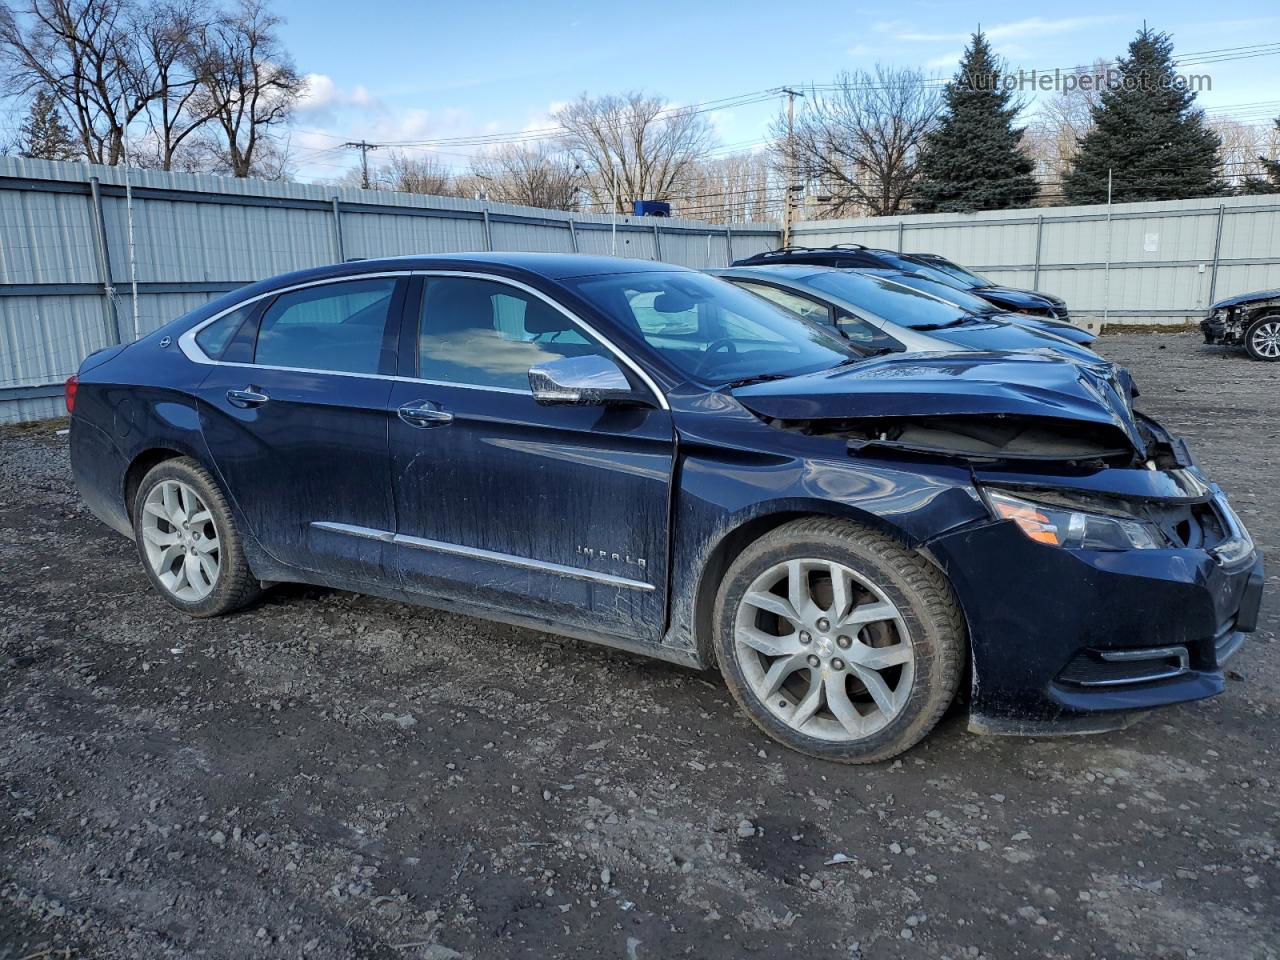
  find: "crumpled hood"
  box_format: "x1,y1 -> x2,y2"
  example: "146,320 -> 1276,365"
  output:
1211,288 -> 1280,310
973,286 -> 1063,310
732,351 -> 1145,451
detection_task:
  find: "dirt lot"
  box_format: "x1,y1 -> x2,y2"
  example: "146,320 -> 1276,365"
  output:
1,333 -> 1277,960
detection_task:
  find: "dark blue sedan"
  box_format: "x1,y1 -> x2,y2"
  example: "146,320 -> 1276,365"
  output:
67,254 -> 1264,763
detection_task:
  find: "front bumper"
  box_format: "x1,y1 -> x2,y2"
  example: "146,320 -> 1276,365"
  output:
1201,310 -> 1242,346
928,516 -> 1264,733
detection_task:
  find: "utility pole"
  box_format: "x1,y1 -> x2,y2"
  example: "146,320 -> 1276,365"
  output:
780,87 -> 804,248
1103,167 -> 1113,329
342,140 -> 380,189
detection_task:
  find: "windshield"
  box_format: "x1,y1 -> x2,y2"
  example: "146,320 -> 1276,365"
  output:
563,271 -> 858,385
884,274 -> 999,315
806,271 -> 972,330
905,256 -> 991,288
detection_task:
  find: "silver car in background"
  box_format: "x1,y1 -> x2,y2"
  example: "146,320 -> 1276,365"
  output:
708,265 -> 1101,362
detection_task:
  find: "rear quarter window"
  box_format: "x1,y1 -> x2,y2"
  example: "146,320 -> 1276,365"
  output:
194,304 -> 254,359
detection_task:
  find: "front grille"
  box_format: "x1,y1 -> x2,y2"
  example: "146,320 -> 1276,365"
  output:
1143,499 -> 1227,550
1058,646 -> 1190,687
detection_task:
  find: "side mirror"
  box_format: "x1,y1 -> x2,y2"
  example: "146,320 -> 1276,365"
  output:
529,355 -> 639,406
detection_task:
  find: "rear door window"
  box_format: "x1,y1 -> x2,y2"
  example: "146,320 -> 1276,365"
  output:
253,278 -> 397,374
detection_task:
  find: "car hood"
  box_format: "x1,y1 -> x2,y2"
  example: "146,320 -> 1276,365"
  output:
973,286 -> 1063,310
926,317 -> 1098,362
1210,288 -> 1280,310
732,351 -> 1145,452
1007,314 -> 1096,345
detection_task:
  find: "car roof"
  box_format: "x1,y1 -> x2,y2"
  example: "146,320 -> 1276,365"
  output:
179,253 -> 694,331
244,253 -> 692,295
344,251 -> 690,280
710,264 -> 840,282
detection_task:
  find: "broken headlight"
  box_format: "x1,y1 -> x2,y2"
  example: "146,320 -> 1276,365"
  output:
985,490 -> 1164,551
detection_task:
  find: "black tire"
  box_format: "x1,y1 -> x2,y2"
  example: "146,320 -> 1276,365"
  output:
131,456 -> 261,617
1244,314 -> 1280,362
712,517 -> 966,764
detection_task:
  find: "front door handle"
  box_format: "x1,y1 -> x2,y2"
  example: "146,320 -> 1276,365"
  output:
226,387 -> 270,408
398,400 -> 453,428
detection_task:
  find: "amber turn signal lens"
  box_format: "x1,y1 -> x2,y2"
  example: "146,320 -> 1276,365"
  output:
991,497 -> 1061,545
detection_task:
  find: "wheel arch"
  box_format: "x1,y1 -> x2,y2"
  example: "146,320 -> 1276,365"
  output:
689,500 -> 922,669
122,446 -> 202,523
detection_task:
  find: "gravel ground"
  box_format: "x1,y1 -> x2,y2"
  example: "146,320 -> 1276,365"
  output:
1,333 -> 1277,960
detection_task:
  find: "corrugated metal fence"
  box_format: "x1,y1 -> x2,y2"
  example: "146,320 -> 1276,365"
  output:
6,156 -> 1279,424
792,194 -> 1280,333
0,157 -> 778,422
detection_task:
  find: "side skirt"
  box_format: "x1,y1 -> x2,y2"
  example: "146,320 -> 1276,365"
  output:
255,564 -> 705,671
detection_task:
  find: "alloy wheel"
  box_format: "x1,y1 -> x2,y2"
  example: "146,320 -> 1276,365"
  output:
732,558 -> 914,742
140,479 -> 221,601
1250,320 -> 1280,359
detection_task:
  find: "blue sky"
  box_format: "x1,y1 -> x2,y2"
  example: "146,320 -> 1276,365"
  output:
278,0 -> 1280,182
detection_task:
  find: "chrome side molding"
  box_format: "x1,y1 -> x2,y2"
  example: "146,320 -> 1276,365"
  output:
309,521 -> 654,591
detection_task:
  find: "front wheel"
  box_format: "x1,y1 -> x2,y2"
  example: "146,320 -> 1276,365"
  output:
713,518 -> 966,763
1244,315 -> 1280,361
132,457 -> 261,617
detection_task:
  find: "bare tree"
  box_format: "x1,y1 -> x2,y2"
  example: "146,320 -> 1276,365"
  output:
668,151 -> 776,223
554,92 -> 713,213
379,150 -> 457,195
198,0 -> 300,177
1209,116 -> 1278,191
0,0 -> 162,164
138,0 -> 214,170
1025,60 -> 1109,189
783,67 -> 939,218
470,142 -> 580,210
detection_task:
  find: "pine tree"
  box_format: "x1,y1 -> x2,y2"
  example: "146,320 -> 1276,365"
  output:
912,32 -> 1038,213
1064,28 -> 1223,204
1238,116 -> 1280,195
18,91 -> 79,162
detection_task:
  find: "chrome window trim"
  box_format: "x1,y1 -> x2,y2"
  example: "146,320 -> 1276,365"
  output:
178,268 -> 669,410
310,521 -> 654,591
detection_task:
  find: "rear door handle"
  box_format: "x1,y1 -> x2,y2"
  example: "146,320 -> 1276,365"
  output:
226,388 -> 270,408
398,400 -> 453,428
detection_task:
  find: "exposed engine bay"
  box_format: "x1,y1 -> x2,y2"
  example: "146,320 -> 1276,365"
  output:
762,411 -> 1184,469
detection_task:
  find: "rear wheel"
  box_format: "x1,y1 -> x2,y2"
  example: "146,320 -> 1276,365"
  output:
713,518 -> 965,763
1244,315 -> 1280,361
132,457 -> 260,617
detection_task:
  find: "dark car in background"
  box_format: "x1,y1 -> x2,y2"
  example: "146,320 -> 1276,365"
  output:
67,254 -> 1263,763
1201,287 -> 1280,361
733,245 -> 1089,343
861,268 -> 1095,346
709,265 -> 1101,363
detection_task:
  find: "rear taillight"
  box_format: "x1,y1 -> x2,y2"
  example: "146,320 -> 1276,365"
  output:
64,374 -> 78,413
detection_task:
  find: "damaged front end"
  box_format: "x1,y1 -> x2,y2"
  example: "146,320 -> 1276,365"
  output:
731,349 -> 1265,733
733,350 -> 1152,468
1202,288 -> 1280,348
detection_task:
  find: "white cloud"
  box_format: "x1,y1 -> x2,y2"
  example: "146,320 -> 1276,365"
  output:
296,73 -> 379,116
876,15 -> 1118,45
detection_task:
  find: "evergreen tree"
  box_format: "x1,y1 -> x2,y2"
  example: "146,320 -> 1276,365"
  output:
912,32 -> 1038,212
1064,28 -> 1223,204
1238,116 -> 1280,195
17,90 -> 79,162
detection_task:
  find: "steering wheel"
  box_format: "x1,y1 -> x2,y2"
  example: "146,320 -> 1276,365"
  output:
692,338 -> 738,378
